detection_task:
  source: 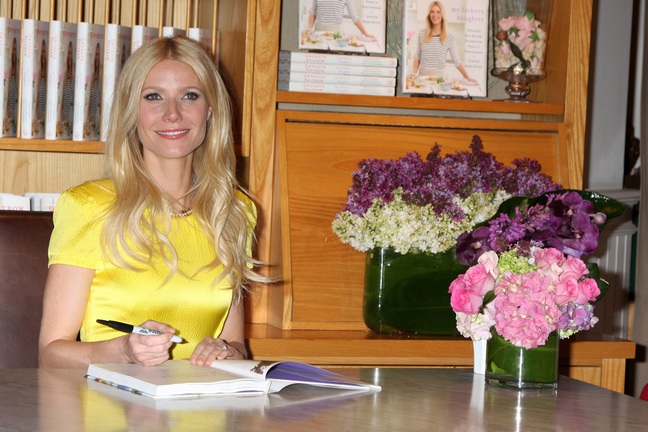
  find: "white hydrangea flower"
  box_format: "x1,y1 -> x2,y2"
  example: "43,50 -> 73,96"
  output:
332,189 -> 511,255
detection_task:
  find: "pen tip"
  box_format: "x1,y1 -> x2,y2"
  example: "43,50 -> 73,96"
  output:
96,319 -> 109,325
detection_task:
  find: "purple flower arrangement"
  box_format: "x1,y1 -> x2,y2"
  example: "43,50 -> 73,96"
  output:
332,136 -> 561,255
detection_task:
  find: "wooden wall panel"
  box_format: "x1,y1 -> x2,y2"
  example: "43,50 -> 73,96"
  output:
276,112 -> 564,329
0,150 -> 104,194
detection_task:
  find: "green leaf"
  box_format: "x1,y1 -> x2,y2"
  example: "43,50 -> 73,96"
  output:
482,290 -> 495,309
507,42 -> 530,70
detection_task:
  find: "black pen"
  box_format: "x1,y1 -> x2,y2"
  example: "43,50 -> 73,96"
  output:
97,319 -> 184,343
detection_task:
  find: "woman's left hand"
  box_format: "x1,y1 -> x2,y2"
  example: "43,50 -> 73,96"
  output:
189,337 -> 246,365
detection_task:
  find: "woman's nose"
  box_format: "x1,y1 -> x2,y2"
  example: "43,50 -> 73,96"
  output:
164,101 -> 182,122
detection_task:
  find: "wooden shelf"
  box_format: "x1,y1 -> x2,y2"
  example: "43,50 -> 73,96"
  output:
246,325 -> 636,392
276,90 -> 565,116
0,139 -> 104,153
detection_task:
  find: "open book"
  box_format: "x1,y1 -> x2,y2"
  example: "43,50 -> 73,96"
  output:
87,376 -> 373,418
85,359 -> 381,398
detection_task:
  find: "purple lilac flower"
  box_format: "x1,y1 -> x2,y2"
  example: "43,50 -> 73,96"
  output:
338,135 -> 561,227
343,152 -> 427,215
502,158 -> 560,197
487,213 -> 527,252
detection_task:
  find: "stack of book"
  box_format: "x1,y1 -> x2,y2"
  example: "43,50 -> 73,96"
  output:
277,50 -> 397,96
0,192 -> 61,211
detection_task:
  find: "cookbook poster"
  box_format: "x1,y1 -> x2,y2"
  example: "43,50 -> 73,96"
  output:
298,0 -> 387,54
402,0 -> 488,97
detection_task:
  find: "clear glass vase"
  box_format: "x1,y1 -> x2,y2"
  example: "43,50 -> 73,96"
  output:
491,0 -> 553,102
485,330 -> 559,389
362,247 -> 467,335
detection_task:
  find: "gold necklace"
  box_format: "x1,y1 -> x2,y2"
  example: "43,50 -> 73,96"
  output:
172,208 -> 193,218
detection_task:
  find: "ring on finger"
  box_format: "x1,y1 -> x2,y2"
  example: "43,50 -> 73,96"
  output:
221,344 -> 228,350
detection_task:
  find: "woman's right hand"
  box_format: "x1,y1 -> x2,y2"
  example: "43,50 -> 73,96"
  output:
122,320 -> 178,366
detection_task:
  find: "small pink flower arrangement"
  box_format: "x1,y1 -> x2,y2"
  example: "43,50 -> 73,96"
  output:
494,11 -> 548,73
450,247 -> 601,349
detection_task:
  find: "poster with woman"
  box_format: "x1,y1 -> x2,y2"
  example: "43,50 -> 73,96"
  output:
298,0 -> 387,54
402,0 -> 488,97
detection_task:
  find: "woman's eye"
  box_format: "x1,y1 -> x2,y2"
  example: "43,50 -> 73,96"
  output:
184,92 -> 200,100
143,93 -> 162,101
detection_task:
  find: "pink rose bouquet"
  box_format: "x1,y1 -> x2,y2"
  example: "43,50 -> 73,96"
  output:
494,11 -> 548,74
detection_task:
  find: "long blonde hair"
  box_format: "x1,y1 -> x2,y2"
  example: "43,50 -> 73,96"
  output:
424,1 -> 448,44
102,35 -> 264,297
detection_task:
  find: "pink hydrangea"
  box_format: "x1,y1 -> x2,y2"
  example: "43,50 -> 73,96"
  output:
492,271 -> 561,348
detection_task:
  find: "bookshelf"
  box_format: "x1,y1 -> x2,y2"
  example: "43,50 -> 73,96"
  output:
243,0 -> 595,331
0,0 -> 253,194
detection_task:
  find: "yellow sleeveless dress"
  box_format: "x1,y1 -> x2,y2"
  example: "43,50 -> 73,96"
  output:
48,178 -> 255,359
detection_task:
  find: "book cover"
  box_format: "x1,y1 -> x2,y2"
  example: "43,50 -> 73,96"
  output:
73,22 -> 104,141
402,0 -> 488,97
162,27 -> 186,38
278,70 -> 396,87
298,0 -> 387,54
101,24 -> 131,142
187,27 -> 213,52
278,80 -> 395,96
45,21 -> 76,140
278,60 -> 396,77
86,359 -> 381,398
19,19 -> 49,139
0,193 -> 31,210
0,17 -> 20,138
130,25 -> 159,54
279,50 -> 397,68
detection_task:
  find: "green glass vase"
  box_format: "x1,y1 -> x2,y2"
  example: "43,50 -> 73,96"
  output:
363,247 -> 467,335
485,330 -> 559,389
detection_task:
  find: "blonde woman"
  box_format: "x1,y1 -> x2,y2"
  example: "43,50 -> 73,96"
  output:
39,36 -> 267,368
410,1 -> 476,83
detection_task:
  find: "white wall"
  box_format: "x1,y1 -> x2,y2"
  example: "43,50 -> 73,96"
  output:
586,0 -> 635,190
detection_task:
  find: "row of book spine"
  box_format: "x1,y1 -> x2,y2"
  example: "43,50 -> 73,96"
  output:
0,191 -> 60,211
0,17 -> 213,141
277,50 -> 398,97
